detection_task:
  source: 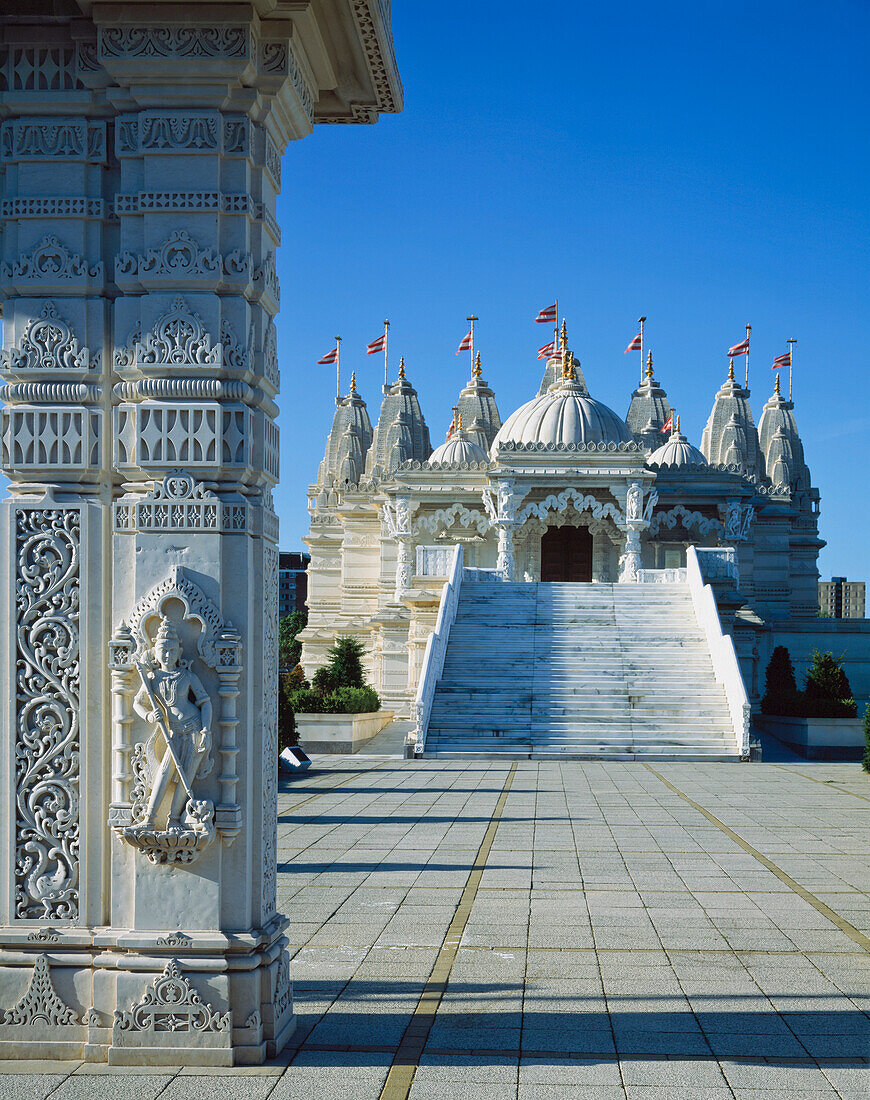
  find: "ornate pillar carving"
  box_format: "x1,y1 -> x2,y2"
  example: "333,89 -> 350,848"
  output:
484,479 -> 524,581
383,495 -> 414,601
0,0 -> 402,1067
618,482 -> 656,583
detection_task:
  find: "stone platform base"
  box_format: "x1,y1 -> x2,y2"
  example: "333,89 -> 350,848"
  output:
756,714 -> 864,760
297,710 -> 394,754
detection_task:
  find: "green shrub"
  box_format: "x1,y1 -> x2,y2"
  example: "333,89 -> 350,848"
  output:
311,665 -> 339,695
288,636 -> 380,716
288,684 -> 380,715
863,705 -> 870,774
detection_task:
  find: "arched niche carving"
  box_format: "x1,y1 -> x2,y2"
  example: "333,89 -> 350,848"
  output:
413,503 -> 491,538
107,566 -> 243,860
515,488 -> 626,532
647,505 -> 723,539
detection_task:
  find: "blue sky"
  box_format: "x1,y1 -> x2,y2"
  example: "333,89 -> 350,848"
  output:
277,0 -> 870,579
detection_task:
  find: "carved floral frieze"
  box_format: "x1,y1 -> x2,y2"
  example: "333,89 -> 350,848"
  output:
0,955 -> 80,1027
14,508 -> 80,920
0,301 -> 99,376
113,959 -> 230,1037
1,236 -> 103,292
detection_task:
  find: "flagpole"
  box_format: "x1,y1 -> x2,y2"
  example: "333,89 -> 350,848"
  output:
744,323 -> 751,388
383,319 -> 390,389
638,316 -> 646,386
334,334 -> 342,404
467,314 -> 478,374
787,337 -> 796,400
554,298 -> 559,366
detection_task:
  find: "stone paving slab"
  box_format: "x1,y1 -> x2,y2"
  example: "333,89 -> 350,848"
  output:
3,759 -> 869,1099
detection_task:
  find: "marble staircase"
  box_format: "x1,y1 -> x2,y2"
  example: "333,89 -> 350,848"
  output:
424,581 -> 741,759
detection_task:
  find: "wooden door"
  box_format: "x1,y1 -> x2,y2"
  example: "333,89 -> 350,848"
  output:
540,526 -> 593,582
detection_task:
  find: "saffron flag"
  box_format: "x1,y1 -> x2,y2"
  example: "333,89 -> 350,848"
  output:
772,352 -> 791,370
661,415 -> 673,434
535,303 -> 557,324
624,332 -> 643,354
366,333 -> 386,355
456,330 -> 473,354
537,341 -> 556,360
446,414 -> 455,441
728,337 -> 750,356
317,347 -> 338,364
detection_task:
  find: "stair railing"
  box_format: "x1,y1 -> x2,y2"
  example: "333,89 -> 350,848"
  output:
686,545 -> 751,757
406,543 -> 464,758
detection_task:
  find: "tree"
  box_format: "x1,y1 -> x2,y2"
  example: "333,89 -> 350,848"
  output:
761,646 -> 798,714
278,609 -> 308,670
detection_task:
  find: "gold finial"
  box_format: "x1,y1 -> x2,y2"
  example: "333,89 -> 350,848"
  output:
645,350 -> 654,380
728,357 -> 735,382
774,372 -> 781,395
560,318 -> 568,350
562,351 -> 577,381
398,356 -> 406,380
676,414 -> 681,433
473,351 -> 482,378
456,411 -> 463,430
349,370 -> 357,392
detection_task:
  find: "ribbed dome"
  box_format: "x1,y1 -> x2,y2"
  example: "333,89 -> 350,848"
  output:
491,378 -> 633,454
428,430 -> 489,466
647,429 -> 708,469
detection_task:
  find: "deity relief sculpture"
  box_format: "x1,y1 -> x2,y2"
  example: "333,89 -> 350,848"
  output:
108,566 -> 243,860
131,617 -> 213,835
626,482 -> 643,520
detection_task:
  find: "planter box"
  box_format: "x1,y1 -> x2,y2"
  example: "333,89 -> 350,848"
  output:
756,714 -> 864,760
296,710 -> 394,755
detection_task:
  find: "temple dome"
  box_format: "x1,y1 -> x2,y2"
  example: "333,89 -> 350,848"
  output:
646,425 -> 708,469
491,377 -> 633,454
428,429 -> 489,466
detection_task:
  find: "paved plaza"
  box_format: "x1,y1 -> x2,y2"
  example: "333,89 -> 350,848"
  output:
4,758 -> 869,1098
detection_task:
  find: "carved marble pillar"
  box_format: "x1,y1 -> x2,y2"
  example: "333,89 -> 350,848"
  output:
618,481 -> 651,583
0,0 -> 402,1067
383,494 -> 414,601
485,479 -> 523,582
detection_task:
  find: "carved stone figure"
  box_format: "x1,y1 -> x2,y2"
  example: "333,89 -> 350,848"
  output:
626,482 -> 643,521
722,500 -> 740,539
126,617 -> 214,859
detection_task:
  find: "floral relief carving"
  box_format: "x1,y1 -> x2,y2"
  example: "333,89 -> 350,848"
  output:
0,301 -> 98,374
140,113 -> 219,152
413,504 -> 490,538
273,951 -> 291,1021
14,508 -> 80,920
261,547 -> 278,918
647,505 -> 723,539
1,117 -> 105,161
261,319 -> 279,387
2,235 -> 103,284
99,25 -> 249,60
113,959 -> 230,1035
140,230 -> 220,278
1,955 -> 79,1026
515,489 -> 626,531
136,297 -> 221,367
